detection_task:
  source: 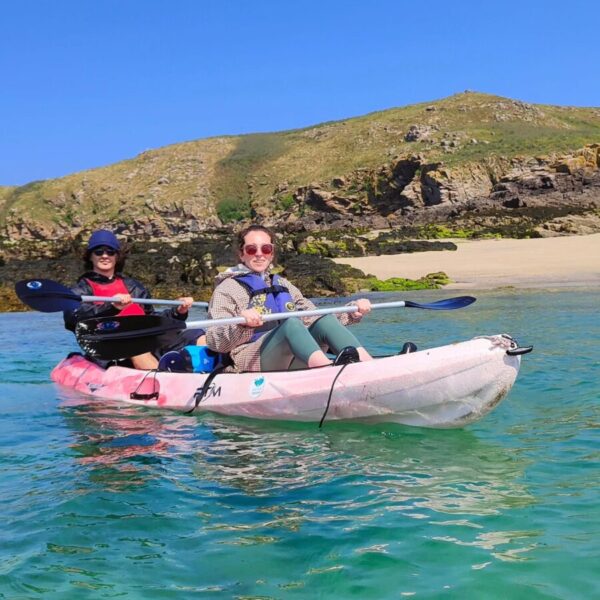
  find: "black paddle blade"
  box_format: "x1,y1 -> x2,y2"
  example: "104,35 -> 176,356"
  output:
76,315 -> 186,360
405,296 -> 476,310
15,279 -> 82,312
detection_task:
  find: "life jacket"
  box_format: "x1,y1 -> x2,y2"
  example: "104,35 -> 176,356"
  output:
85,276 -> 146,317
234,273 -> 295,342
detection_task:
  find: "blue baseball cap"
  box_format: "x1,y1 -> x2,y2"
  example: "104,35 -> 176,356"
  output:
87,229 -> 121,252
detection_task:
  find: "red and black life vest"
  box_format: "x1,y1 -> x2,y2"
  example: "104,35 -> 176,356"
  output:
85,276 -> 146,317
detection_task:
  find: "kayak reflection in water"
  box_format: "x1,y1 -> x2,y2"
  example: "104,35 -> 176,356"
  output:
206,224 -> 374,372
59,394 -> 196,490
63,229 -> 206,370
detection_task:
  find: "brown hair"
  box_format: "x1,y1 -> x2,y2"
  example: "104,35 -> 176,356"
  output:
236,224 -> 275,253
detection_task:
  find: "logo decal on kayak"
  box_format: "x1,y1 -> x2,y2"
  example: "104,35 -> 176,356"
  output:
27,280 -> 43,290
205,384 -> 221,398
249,376 -> 266,399
97,320 -> 121,331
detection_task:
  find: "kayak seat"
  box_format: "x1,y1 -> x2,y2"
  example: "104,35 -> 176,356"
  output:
333,346 -> 360,366
398,342 -> 418,355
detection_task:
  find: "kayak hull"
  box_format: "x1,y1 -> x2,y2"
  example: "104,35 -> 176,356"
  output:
51,335 -> 522,428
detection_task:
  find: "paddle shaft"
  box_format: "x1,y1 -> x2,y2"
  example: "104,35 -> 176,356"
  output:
80,295 -> 208,308
186,301 -> 416,329
75,295 -> 475,360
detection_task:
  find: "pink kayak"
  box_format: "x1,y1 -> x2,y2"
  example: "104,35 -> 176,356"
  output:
50,334 -> 528,428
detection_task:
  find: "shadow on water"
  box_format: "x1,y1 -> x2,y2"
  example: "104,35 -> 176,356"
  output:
191,417 -> 534,518
51,392 -> 542,596
57,390 -> 534,520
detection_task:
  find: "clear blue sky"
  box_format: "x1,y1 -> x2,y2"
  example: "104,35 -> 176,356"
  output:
1,0 -> 598,186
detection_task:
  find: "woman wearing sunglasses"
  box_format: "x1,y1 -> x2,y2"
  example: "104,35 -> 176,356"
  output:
63,229 -> 204,370
206,224 -> 373,372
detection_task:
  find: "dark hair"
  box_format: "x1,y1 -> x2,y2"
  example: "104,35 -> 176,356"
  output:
236,224 -> 275,253
82,243 -> 129,273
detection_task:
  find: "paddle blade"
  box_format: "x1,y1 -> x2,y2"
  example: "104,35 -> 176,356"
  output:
15,279 -> 82,312
76,315 -> 186,360
404,296 -> 476,310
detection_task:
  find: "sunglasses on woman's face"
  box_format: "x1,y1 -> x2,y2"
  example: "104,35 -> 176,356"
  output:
92,247 -> 117,257
243,243 -> 274,256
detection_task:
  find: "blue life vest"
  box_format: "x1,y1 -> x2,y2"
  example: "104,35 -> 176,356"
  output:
158,345 -> 221,373
184,345 -> 220,372
234,273 -> 295,342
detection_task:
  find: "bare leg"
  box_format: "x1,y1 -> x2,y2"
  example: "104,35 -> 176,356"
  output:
357,347 -> 373,361
307,350 -> 333,368
131,352 -> 159,370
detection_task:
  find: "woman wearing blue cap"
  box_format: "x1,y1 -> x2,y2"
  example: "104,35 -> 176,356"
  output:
64,229 -> 205,369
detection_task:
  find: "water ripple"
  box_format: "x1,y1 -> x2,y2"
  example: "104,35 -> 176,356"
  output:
1,291 -> 599,598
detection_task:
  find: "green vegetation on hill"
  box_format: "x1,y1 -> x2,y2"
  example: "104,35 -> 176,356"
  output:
0,186 -> 16,215
204,92 -> 600,212
1,91 -> 599,235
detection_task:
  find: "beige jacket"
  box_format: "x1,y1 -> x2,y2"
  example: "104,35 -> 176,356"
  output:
206,266 -> 359,372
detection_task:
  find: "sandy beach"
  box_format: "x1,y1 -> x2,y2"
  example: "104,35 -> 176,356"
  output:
333,233 -> 600,289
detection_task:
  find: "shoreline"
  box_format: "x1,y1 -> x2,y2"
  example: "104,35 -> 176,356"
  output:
333,233 -> 600,290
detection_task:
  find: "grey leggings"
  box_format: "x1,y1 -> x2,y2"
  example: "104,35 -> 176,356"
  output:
259,314 -> 362,371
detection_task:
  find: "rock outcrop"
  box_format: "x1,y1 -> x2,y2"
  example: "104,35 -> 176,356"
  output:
261,144 -> 600,237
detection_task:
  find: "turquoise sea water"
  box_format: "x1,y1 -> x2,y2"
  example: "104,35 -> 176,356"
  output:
0,289 -> 598,599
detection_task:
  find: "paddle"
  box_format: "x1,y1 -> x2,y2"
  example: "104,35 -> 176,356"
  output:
184,296 -> 476,328
76,315 -> 185,360
76,296 -> 476,359
15,278 -> 209,312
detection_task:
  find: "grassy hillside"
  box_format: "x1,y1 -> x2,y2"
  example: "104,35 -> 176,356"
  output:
2,91 -> 600,235
0,186 -> 16,210
239,93 -> 600,196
